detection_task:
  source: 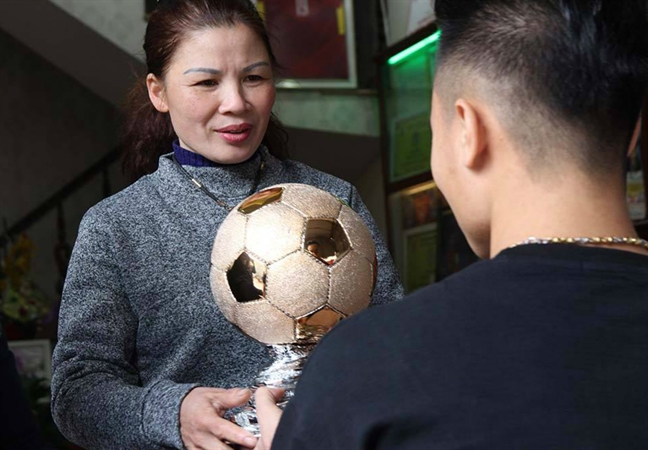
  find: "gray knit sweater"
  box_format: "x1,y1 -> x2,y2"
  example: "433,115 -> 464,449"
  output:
51,147 -> 403,450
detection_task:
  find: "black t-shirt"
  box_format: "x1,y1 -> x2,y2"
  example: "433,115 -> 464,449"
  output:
272,244 -> 648,450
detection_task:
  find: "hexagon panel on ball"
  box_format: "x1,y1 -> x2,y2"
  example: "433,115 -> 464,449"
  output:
265,251 -> 329,318
237,300 -> 296,345
329,250 -> 374,316
209,267 -> 238,324
246,202 -> 305,263
338,205 -> 376,263
211,211 -> 247,272
280,183 -> 343,218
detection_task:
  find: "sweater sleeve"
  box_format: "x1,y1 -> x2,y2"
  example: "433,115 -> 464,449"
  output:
349,185 -> 404,306
50,208 -> 198,450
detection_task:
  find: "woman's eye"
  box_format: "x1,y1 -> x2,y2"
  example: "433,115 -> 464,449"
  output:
196,79 -> 217,87
245,75 -> 265,82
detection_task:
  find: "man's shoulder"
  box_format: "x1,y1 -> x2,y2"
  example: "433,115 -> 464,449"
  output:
309,259 -> 496,364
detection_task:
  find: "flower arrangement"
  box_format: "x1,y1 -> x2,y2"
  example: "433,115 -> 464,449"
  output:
1,234 -> 50,328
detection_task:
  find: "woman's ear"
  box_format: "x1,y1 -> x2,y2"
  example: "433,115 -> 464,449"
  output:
146,73 -> 169,113
455,98 -> 487,170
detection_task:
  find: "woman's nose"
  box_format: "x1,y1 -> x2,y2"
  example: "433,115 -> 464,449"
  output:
218,83 -> 248,115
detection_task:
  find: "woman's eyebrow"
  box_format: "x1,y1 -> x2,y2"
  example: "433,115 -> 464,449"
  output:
183,67 -> 221,75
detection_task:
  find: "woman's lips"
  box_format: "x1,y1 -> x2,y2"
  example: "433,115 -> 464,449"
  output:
216,123 -> 252,143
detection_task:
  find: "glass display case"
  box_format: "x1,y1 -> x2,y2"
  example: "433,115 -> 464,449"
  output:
377,24 -> 478,294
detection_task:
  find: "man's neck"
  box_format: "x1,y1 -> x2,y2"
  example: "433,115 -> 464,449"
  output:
489,170 -> 644,257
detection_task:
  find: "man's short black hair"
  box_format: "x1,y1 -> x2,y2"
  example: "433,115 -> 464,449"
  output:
434,0 -> 648,175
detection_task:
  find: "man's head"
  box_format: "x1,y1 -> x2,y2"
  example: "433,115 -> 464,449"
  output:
430,0 -> 648,256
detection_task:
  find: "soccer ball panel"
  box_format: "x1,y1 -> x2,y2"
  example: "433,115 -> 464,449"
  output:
209,268 -> 238,323
280,183 -> 342,218
227,252 -> 267,303
338,205 -> 376,263
265,252 -> 329,318
295,305 -> 345,342
246,203 -> 305,263
237,300 -> 295,345
329,250 -> 373,316
211,211 -> 247,271
303,219 -> 350,265
238,187 -> 283,214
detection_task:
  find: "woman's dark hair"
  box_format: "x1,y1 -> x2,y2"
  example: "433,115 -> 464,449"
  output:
121,0 -> 289,181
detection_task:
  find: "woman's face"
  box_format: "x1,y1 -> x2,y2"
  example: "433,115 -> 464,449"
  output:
147,24 -> 276,164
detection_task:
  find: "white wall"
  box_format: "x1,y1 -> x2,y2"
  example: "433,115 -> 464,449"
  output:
385,0 -> 436,45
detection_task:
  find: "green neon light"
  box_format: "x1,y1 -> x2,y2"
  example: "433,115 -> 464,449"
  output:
387,30 -> 441,66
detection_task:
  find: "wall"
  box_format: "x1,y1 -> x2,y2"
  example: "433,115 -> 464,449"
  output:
0,29 -> 128,310
385,0 -> 436,46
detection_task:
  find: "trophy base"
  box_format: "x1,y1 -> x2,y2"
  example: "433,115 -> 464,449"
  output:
226,343 -> 315,436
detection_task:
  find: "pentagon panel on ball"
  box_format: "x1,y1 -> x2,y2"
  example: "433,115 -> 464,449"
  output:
227,252 -> 267,303
296,305 -> 345,342
304,219 -> 350,266
238,186 -> 283,214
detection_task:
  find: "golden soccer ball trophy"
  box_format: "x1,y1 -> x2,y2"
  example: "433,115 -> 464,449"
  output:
209,183 -> 377,435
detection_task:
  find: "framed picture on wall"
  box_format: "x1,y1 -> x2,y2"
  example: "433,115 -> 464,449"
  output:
402,222 -> 438,293
254,0 -> 357,88
389,110 -> 432,182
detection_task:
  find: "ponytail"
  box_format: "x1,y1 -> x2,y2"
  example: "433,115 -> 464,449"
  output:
263,113 -> 290,161
120,77 -> 176,182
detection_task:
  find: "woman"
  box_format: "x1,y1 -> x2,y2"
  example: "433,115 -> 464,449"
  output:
50,1 -> 403,449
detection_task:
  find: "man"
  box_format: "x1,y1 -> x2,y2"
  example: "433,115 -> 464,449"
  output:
255,0 -> 648,448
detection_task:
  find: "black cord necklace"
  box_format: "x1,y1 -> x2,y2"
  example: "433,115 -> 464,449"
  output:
171,153 -> 266,211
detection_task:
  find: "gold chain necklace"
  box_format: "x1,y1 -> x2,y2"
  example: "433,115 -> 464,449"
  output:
171,154 -> 266,211
511,236 -> 648,251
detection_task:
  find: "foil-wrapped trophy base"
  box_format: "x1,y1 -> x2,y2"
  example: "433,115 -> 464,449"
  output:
226,344 -> 314,436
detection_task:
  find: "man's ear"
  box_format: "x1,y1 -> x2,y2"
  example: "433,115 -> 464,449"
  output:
627,115 -> 642,157
146,73 -> 169,113
455,98 -> 487,170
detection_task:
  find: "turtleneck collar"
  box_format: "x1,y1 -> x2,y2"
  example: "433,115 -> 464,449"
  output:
160,143 -> 277,198
172,140 -> 218,167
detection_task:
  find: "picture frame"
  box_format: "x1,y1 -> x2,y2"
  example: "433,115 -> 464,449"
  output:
389,110 -> 432,183
8,339 -> 53,382
255,0 -> 358,89
402,222 -> 438,293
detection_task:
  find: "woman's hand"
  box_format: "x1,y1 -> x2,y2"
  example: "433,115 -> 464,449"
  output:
253,387 -> 285,450
180,387 -> 258,450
